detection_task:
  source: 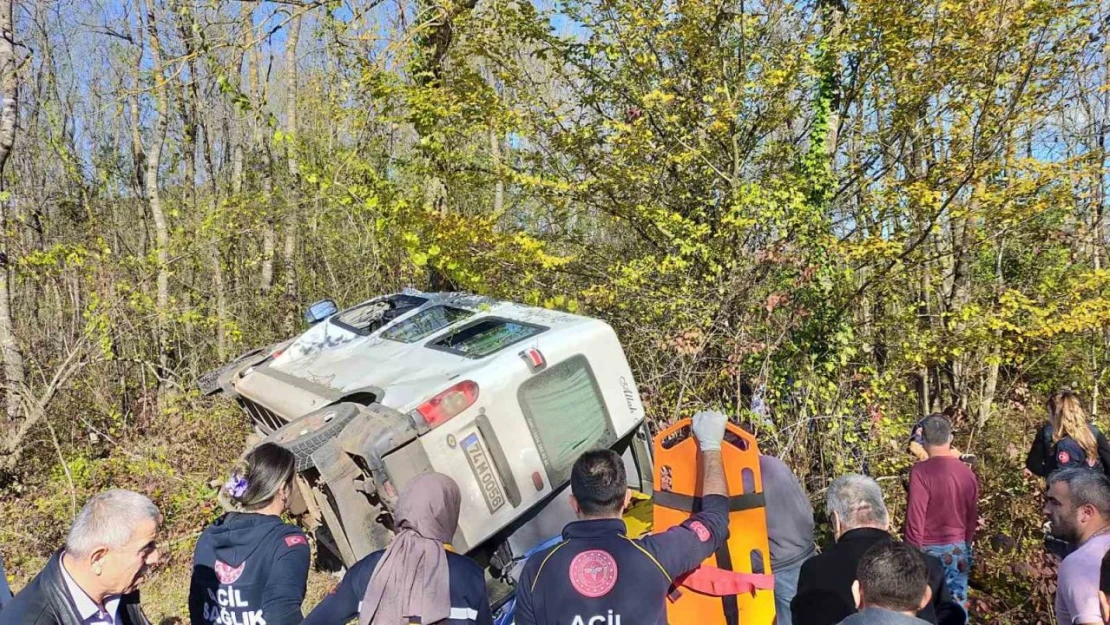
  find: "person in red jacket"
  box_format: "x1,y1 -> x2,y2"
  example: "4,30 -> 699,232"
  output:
905,415 -> 979,611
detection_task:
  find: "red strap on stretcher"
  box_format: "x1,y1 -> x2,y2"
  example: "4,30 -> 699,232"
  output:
676,565 -> 775,597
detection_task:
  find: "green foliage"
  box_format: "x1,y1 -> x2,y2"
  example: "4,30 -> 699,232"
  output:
6,0 -> 1110,620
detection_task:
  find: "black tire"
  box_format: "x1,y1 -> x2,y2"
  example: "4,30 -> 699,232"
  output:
260,403 -> 361,471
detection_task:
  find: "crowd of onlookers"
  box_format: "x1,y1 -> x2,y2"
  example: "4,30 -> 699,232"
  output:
0,394 -> 1108,624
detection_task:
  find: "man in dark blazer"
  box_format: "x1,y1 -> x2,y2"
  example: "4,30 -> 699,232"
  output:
0,489 -> 161,625
0,552 -> 12,610
791,474 -> 966,625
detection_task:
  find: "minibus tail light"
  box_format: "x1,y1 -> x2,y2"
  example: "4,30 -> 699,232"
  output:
415,380 -> 479,428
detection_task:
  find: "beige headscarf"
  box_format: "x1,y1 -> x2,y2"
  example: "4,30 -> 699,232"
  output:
359,473 -> 462,625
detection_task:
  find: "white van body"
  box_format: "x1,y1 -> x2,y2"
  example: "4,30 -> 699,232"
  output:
207,291 -> 653,586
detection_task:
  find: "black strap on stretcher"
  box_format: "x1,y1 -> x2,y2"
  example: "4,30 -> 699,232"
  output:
652,491 -> 766,513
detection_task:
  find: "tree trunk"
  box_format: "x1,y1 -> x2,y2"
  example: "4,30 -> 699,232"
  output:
490,127 -> 503,214
1100,29 -> 1110,272
203,113 -> 228,363
818,0 -> 846,159
128,11 -> 147,203
1093,119 -> 1104,271
231,127 -> 244,196
142,0 -> 171,377
412,0 -> 479,287
212,240 -> 227,361
947,211 -> 972,408
178,0 -> 225,362
230,8 -> 249,199
176,3 -> 198,216
201,122 -> 228,364
413,0 -> 481,210
917,248 -> 932,416
180,99 -> 196,214
282,14 -> 301,330
0,0 -> 23,420
979,344 -> 1000,426
249,27 -> 275,295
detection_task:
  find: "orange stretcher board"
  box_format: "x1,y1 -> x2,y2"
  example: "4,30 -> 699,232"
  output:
653,418 -> 777,625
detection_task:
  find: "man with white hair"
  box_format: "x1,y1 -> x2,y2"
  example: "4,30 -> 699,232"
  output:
0,489 -> 162,625
791,474 -> 965,625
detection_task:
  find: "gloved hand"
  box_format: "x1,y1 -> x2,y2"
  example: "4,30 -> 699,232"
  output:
691,410 -> 728,451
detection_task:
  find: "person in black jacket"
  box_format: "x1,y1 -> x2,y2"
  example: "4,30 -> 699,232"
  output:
303,472 -> 492,625
0,552 -> 12,611
760,453 -> 815,625
189,443 -> 310,625
792,474 -> 965,625
837,542 -> 934,625
0,489 -> 162,625
1024,390 -> 1110,480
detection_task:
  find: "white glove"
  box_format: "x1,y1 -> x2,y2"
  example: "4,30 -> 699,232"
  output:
692,410 -> 728,451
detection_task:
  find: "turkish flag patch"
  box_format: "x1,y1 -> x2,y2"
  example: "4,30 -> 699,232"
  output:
285,534 -> 307,548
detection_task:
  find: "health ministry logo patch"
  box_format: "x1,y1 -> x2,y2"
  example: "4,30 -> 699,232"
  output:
569,550 -> 619,598
214,560 -> 245,585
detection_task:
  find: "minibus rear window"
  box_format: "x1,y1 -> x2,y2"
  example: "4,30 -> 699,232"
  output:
519,355 -> 616,485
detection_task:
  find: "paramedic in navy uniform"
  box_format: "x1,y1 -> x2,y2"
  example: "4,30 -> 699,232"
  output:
189,443 -> 310,625
514,410 -> 731,625
302,472 -> 492,625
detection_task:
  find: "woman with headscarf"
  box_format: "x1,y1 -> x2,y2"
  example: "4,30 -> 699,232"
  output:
303,473 -> 493,625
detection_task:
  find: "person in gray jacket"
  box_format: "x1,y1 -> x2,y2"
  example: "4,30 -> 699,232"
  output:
760,453 -> 815,625
838,541 -> 932,625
